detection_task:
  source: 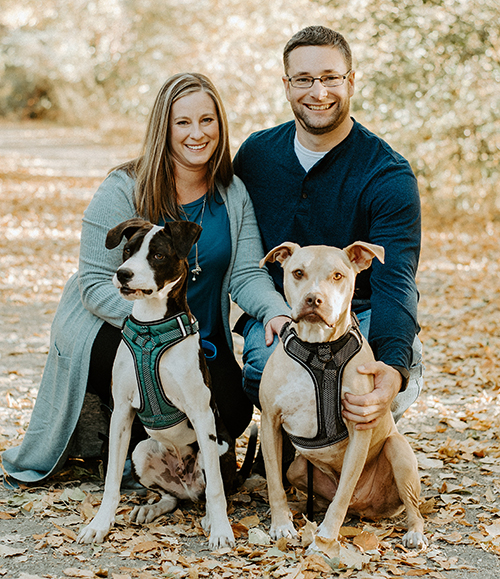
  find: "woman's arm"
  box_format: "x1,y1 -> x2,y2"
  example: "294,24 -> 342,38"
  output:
226,180 -> 291,327
78,170 -> 137,327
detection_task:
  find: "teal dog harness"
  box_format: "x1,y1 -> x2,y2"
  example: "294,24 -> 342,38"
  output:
281,316 -> 363,449
121,313 -> 199,430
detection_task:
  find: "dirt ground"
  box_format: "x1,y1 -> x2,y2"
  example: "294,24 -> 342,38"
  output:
1,121 -> 500,578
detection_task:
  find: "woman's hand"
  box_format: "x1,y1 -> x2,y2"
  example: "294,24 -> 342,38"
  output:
342,361 -> 402,430
264,316 -> 292,346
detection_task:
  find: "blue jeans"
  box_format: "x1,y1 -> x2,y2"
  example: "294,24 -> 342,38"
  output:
242,310 -> 423,422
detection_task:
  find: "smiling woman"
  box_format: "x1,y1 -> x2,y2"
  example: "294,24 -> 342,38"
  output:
1,72 -> 291,488
169,91 -> 220,185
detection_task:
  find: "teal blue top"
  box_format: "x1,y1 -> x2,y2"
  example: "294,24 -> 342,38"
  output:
162,189 -> 231,339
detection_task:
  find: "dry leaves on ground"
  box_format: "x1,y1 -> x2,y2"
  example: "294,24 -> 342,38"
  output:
1,126 -> 500,577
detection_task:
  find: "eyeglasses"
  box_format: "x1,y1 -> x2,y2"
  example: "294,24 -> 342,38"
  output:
287,71 -> 352,89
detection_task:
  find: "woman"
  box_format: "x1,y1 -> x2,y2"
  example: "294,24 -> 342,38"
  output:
2,73 -> 290,486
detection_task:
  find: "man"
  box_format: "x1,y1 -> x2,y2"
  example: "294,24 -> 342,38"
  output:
233,26 -> 422,429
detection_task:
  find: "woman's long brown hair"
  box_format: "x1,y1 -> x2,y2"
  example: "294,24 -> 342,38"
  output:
117,72 -> 233,222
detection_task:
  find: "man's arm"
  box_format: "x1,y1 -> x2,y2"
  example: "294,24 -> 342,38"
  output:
343,162 -> 421,428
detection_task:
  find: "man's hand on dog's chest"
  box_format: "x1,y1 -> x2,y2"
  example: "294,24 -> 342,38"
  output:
342,361 -> 402,430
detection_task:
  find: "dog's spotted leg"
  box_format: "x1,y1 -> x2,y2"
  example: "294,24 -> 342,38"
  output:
191,410 -> 235,549
77,404 -> 136,543
131,438 -> 205,502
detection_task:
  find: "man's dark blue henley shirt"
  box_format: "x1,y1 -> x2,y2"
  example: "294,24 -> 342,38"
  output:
233,119 -> 421,372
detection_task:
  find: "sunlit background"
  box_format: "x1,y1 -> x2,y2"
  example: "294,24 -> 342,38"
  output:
2,4 -> 500,574
2,0 -> 499,221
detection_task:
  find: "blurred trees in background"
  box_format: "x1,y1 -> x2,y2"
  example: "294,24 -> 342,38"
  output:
1,0 -> 499,222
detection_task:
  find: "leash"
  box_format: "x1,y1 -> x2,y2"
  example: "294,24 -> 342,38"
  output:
201,339 -> 217,360
307,459 -> 314,521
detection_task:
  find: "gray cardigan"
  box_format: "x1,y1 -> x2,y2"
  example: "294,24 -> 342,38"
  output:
2,170 -> 289,483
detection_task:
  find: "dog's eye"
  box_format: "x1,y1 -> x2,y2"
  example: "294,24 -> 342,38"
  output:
292,269 -> 304,280
154,253 -> 165,261
332,272 -> 343,281
123,247 -> 131,256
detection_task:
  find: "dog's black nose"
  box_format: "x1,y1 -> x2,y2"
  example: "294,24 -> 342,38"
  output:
117,268 -> 134,284
305,293 -> 323,307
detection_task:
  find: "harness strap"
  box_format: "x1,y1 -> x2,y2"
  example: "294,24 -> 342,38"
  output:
281,316 -> 363,449
122,313 -> 199,430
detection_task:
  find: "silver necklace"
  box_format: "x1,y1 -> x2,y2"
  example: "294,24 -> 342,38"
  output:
180,194 -> 207,281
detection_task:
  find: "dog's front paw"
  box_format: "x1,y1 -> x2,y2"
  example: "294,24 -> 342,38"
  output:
77,518 -> 112,544
402,530 -> 428,550
201,515 -> 235,549
270,522 -> 298,540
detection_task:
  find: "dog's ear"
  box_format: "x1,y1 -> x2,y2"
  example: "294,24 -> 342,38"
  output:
105,218 -> 152,250
163,221 -> 202,259
344,241 -> 385,273
259,242 -> 300,268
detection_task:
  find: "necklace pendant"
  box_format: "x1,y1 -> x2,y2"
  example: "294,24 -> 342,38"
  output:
191,265 -> 202,281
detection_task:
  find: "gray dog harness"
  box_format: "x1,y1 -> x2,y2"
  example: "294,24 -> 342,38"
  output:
121,313 -> 199,430
281,317 -> 363,449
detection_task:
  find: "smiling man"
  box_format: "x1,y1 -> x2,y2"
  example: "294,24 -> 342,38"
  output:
233,26 -> 423,432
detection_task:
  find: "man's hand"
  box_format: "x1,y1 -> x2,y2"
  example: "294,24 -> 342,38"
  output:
342,361 -> 402,430
264,316 -> 291,346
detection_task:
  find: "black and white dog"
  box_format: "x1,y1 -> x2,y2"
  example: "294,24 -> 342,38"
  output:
77,218 -> 236,549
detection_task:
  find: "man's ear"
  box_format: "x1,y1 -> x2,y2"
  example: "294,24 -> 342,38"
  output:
344,241 -> 385,273
259,242 -> 300,268
282,75 -> 292,103
347,69 -> 356,98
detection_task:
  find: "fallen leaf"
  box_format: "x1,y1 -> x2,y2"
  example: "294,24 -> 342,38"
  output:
302,553 -> 332,573
483,523 -> 500,538
231,522 -> 249,538
339,526 -> 363,537
63,569 -> 94,578
353,531 -> 379,551
0,545 -> 27,557
248,528 -> 270,545
52,523 -> 77,541
337,542 -> 370,570
239,514 -> 260,528
418,457 -> 444,469
300,517 -> 317,547
314,535 -> 340,559
130,541 -> 161,553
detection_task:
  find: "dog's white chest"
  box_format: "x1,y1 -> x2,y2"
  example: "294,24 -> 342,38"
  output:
261,345 -> 319,440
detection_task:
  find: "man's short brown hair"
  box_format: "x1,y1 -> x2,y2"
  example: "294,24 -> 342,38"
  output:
283,26 -> 352,74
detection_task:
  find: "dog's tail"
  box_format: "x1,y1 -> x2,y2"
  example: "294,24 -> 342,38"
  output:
233,422 -> 259,489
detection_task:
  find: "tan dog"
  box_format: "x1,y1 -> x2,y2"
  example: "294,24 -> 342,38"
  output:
259,242 -> 426,552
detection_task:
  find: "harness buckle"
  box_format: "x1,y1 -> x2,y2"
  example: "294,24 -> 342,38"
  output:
177,315 -> 188,337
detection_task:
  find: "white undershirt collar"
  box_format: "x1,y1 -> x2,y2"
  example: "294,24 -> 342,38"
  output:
294,132 -> 329,172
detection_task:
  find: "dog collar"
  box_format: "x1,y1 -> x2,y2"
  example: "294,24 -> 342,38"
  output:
281,315 -> 362,449
122,313 -> 199,430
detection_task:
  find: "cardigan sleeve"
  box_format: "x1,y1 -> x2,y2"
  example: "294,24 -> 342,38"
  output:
78,170 -> 136,328
225,179 -> 291,328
